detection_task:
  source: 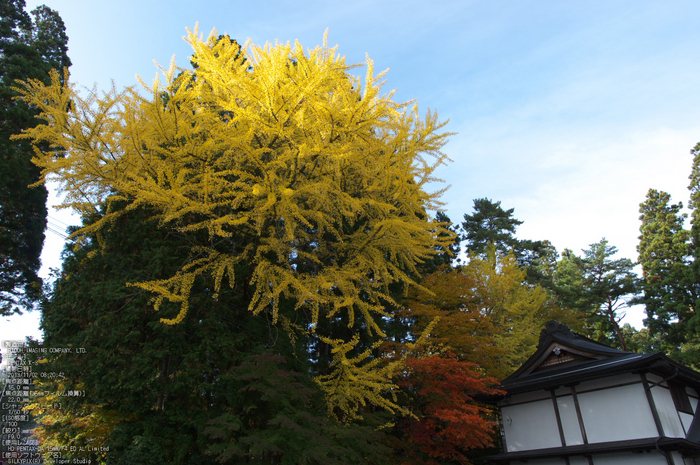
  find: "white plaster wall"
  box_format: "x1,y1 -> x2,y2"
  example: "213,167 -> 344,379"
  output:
511,453 -> 667,465
671,451 -> 686,465
576,373 -> 641,392
680,411 -> 694,434
684,386 -> 697,434
592,451 -> 667,465
501,399 -> 562,451
505,390 -> 551,405
557,395 -> 584,445
650,386 -> 685,438
646,373 -> 667,386
578,383 -> 658,443
515,459 -> 567,465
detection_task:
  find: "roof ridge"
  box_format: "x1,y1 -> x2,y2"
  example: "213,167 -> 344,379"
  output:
538,320 -> 632,354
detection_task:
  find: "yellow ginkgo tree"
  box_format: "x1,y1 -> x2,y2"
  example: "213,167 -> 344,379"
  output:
15,27 -> 453,416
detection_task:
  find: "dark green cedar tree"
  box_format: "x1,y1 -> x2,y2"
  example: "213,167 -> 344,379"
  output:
0,0 -> 70,315
636,190 -> 693,350
634,144 -> 700,366
34,203 -> 392,465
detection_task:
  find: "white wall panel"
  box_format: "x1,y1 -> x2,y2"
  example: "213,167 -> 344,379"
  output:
501,399 -> 562,451
557,395 -> 584,445
680,412 -> 694,434
520,459 -> 567,465
592,451 -> 667,465
646,373 -> 666,386
651,386 -> 685,438
504,390 -> 551,405
671,451 -> 685,465
578,384 -> 658,443
569,458 -> 590,465
577,374 -> 641,393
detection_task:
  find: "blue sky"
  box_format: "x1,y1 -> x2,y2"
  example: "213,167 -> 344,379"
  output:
4,0 -> 700,344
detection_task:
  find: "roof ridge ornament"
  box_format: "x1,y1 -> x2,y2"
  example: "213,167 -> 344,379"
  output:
538,320 -> 577,348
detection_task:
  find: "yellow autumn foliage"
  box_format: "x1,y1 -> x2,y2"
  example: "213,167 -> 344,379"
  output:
24,378 -> 122,464
462,246 -> 582,379
14,27 -> 453,415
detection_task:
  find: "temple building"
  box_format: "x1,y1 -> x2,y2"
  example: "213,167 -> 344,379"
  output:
484,321 -> 700,465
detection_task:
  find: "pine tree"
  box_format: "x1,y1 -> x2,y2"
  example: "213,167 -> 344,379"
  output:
460,198 -> 522,256
553,239 -> 638,350
459,198 -> 553,284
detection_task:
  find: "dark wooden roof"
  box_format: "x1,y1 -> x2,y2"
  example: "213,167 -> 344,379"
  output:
492,321 -> 700,395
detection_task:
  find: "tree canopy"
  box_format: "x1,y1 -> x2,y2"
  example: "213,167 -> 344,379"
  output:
634,143 -> 700,366
459,198 -> 554,282
0,0 -> 70,314
27,204 -> 395,464
15,27 -> 454,417
554,239 -> 639,350
460,198 -> 522,256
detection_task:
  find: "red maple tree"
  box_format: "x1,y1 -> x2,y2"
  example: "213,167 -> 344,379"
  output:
397,352 -> 504,465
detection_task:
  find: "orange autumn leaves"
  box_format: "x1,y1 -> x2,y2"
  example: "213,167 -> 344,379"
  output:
398,353 -> 502,465
383,248 -> 578,463
401,248 -> 580,381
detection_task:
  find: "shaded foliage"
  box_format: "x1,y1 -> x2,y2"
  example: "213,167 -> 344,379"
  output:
0,0 -> 70,314
30,203 -> 396,464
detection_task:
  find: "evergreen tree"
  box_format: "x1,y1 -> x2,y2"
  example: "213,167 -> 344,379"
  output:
636,189 -> 693,347
633,144 -> 700,366
29,204 -> 392,464
633,141 -> 700,367
554,239 -> 639,350
689,141 -> 700,257
460,198 -> 522,256
459,198 -> 553,284
0,0 -> 70,314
